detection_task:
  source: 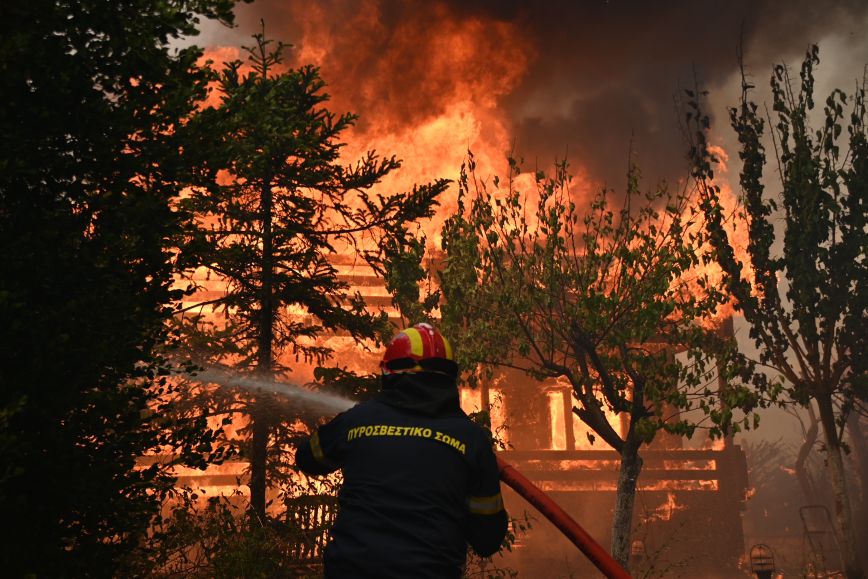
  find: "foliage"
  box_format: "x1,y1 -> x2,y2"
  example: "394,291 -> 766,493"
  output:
440,152 -> 764,444
687,45 -> 866,413
179,30 -> 436,368
0,0 -> 236,575
169,29 -> 447,520
377,228 -> 443,326
686,45 -> 866,578
147,492 -> 301,578
437,152 -> 766,564
463,512 -> 531,579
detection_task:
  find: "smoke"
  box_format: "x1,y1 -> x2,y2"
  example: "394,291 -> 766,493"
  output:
196,0 -> 868,189
194,369 -> 355,415
499,0 -> 868,186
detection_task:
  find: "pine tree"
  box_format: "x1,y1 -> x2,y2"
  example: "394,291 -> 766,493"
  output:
176,30 -> 446,521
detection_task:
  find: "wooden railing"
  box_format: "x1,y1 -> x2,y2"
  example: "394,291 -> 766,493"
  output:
282,494 -> 338,564
499,447 -> 748,494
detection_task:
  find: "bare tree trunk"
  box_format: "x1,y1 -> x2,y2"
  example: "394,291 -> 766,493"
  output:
611,438 -> 642,567
249,312 -> 274,523
249,402 -> 269,522
816,392 -> 864,579
795,403 -> 820,504
250,178 -> 275,523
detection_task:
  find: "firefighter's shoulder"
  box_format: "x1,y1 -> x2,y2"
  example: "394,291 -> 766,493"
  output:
456,409 -> 496,438
448,411 -> 497,454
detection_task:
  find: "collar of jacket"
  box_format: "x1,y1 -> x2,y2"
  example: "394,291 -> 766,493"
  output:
376,372 -> 462,416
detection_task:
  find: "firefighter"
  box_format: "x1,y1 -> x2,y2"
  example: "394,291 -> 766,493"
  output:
295,322 -> 508,578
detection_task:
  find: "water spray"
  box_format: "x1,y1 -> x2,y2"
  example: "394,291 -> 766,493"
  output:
195,368 -> 630,578
194,369 -> 355,415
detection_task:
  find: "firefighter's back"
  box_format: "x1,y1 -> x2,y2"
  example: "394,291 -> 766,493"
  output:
321,399 -> 488,578
296,323 -> 507,578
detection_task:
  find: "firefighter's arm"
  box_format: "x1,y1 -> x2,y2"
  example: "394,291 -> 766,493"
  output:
295,414 -> 345,476
466,435 -> 508,557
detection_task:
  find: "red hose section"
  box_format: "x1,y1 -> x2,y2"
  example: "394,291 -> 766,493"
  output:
496,456 -> 632,579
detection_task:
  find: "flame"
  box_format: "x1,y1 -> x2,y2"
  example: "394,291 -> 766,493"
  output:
643,492 -> 688,522
681,142 -> 756,326
201,0 -> 538,243
570,391 -> 624,450
170,5 -> 755,506
547,391 -> 567,450
459,387 -> 482,414
194,6 -> 755,336
460,386 -> 508,447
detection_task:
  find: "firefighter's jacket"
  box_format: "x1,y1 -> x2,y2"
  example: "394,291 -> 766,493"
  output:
296,372 -> 508,579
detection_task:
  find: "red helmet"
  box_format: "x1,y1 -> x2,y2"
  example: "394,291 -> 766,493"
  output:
380,323 -> 458,378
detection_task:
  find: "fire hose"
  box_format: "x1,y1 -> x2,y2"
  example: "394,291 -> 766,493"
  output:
496,456 -> 632,579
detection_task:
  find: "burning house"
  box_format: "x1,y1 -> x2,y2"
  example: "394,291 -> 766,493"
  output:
163,2 -> 868,575
468,373 -> 751,578
170,254 -> 751,577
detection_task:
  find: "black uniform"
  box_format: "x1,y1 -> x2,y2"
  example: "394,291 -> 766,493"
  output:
296,372 -> 508,579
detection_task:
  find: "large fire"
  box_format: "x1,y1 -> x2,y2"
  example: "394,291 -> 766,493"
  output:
147,4 -> 868,577
188,3 -> 535,391
182,0 -> 756,457
286,0 -> 530,191
162,7 -> 764,576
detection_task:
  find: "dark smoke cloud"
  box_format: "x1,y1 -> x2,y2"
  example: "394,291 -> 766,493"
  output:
209,0 -> 531,152
497,0 -> 868,186
210,0 -> 868,187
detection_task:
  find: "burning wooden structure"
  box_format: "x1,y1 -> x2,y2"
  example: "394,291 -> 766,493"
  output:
475,389 -> 750,577
170,255 -> 752,577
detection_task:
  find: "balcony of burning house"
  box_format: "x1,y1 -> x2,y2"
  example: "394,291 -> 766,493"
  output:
170,253 -> 752,577
465,368 -> 751,578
